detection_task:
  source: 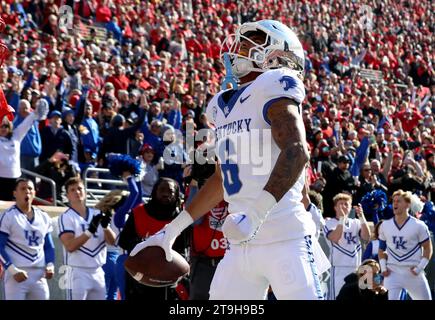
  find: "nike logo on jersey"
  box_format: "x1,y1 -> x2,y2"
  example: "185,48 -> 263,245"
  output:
237,215 -> 246,225
239,95 -> 251,104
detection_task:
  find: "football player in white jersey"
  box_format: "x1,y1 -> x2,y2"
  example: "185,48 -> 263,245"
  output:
0,178 -> 55,300
323,193 -> 371,299
58,177 -> 116,300
378,190 -> 432,300
130,20 -> 330,300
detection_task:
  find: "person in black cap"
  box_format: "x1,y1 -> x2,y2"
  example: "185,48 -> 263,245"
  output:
39,110 -> 73,163
62,107 -> 81,166
322,154 -> 358,217
98,106 -> 146,165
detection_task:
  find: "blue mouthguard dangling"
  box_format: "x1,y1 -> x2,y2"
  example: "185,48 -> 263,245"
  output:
221,53 -> 238,91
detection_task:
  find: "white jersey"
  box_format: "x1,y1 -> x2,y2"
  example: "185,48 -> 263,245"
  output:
206,68 -> 315,244
378,216 -> 430,267
324,217 -> 362,268
0,112 -> 37,178
58,207 -> 106,268
0,205 -> 53,268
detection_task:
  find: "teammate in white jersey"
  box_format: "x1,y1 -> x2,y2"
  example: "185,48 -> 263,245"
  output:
58,177 -> 116,300
0,178 -> 55,300
323,193 -> 371,299
130,20 -> 330,300
378,190 -> 432,300
95,189 -> 130,300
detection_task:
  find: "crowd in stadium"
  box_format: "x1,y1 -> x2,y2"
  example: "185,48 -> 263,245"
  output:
0,0 -> 434,300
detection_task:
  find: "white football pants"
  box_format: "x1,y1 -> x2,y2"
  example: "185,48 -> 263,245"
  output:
209,235 -> 326,300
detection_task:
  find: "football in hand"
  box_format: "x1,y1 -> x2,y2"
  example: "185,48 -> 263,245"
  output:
124,246 -> 190,287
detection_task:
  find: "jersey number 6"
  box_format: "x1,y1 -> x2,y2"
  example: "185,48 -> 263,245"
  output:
219,138 -> 242,195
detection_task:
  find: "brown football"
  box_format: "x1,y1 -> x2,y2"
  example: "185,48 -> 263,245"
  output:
124,246 -> 190,287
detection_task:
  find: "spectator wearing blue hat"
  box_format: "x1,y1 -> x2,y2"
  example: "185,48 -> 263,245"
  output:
79,148 -> 97,178
313,104 -> 326,122
39,110 -> 74,163
5,66 -> 23,111
74,89 -> 100,169
62,106 -> 81,166
141,119 -> 165,161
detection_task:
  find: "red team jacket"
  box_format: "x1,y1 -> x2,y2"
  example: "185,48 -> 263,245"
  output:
132,204 -> 171,239
191,201 -> 229,258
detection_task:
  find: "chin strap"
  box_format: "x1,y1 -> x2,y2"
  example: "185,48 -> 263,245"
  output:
221,53 -> 239,91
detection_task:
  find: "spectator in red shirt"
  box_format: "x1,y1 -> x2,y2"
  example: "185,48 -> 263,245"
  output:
321,118 -> 334,139
106,64 -> 130,95
395,106 -> 424,133
185,34 -> 204,58
95,0 -> 112,24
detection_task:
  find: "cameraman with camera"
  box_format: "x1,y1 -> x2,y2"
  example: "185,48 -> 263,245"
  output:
336,259 -> 388,301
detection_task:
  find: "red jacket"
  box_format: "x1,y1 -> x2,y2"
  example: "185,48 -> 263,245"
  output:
191,201 -> 228,258
132,204 -> 171,239
95,5 -> 112,23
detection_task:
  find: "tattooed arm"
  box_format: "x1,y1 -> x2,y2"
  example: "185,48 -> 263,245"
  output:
264,98 -> 310,201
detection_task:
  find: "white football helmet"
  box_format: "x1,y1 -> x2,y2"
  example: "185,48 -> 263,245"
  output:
220,20 -> 305,80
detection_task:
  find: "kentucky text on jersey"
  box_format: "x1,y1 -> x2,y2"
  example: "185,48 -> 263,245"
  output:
215,118 -> 252,140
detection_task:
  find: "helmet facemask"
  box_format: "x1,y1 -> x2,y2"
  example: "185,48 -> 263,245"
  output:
220,23 -> 305,81
221,31 -> 269,78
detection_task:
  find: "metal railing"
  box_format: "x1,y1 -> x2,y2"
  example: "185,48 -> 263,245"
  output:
83,167 -> 127,207
21,169 -> 64,207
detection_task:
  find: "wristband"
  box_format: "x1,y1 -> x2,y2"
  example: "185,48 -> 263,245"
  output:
379,258 -> 387,273
84,230 -> 92,238
414,257 -> 429,274
166,209 -> 194,236
338,216 -> 345,226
